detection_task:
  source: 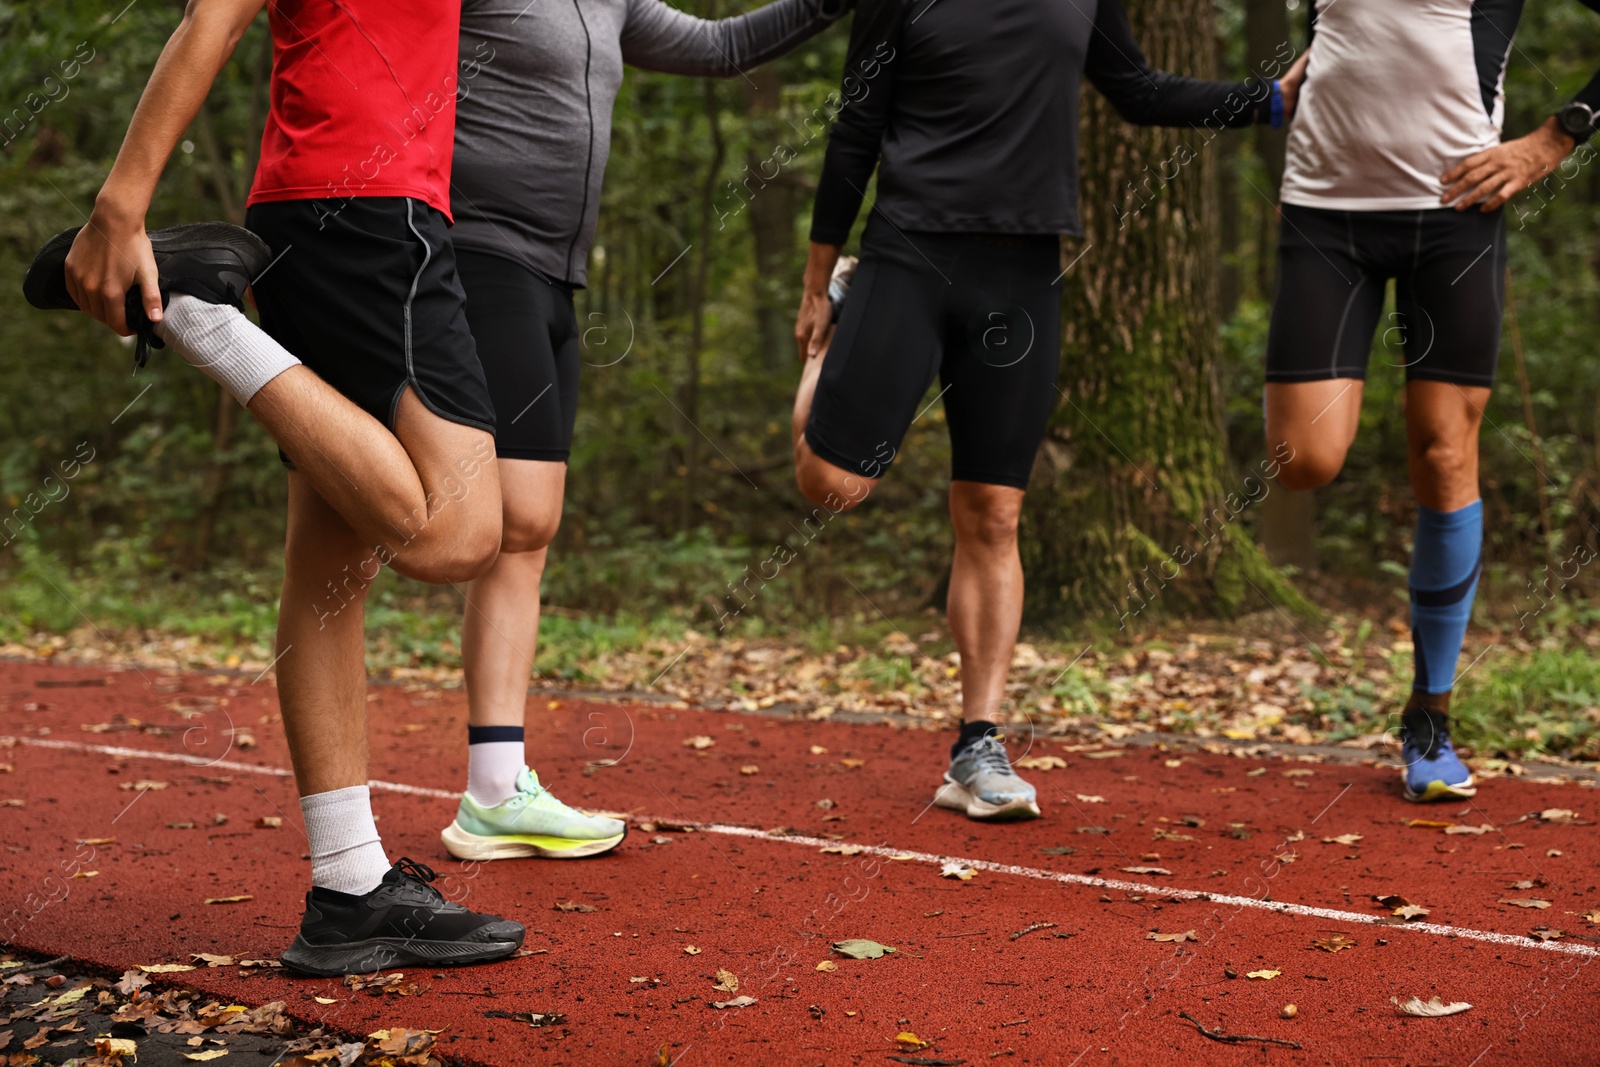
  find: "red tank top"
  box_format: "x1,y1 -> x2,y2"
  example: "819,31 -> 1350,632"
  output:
247,0 -> 461,219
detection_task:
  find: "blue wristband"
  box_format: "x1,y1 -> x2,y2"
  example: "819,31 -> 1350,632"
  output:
1270,79 -> 1284,129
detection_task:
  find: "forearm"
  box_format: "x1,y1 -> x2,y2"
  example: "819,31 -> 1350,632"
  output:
802,241 -> 841,295
95,2 -> 259,224
622,0 -> 846,77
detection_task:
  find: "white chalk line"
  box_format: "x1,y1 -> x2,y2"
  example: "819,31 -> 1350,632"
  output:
12,735 -> 1597,958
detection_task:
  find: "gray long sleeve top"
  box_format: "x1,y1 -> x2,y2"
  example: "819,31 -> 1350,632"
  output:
451,0 -> 848,286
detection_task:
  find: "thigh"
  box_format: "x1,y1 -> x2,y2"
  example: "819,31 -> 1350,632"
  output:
804,238 -> 945,481
1395,209 -> 1505,388
1266,205 -> 1386,384
457,249 -> 581,461
940,237 -> 1063,490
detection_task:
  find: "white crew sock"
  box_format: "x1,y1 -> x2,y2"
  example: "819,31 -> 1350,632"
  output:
466,736 -> 525,808
153,294 -> 300,407
300,784 -> 390,895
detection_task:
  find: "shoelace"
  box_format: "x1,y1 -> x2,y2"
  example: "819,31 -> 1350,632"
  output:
968,737 -> 1017,776
390,857 -> 447,904
124,292 -> 167,372
1401,720 -> 1451,761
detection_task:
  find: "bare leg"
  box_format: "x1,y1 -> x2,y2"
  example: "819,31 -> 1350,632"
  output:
462,459 -> 567,731
947,482 -> 1026,724
249,378 -> 501,584
276,473 -> 374,798
1403,380 -> 1489,511
1264,379 -> 1366,491
791,352 -> 879,509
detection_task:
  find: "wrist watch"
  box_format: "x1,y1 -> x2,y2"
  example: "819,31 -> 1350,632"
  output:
1556,100 -> 1596,144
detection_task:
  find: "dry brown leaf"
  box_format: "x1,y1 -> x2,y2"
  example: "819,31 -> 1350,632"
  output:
1406,819 -> 1455,829
816,960 -> 837,972
939,862 -> 976,881
1392,995 -> 1471,1017
1500,899 -> 1552,910
190,953 -> 236,967
1145,930 -> 1196,943
1076,794 -> 1107,804
682,736 -> 715,749
139,963 -> 196,973
1246,969 -> 1281,980
712,969 -> 739,993
1444,823 -> 1494,836
684,946 -> 702,955
256,816 -> 282,829
1322,834 -> 1363,846
554,900 -> 596,913
895,1032 -> 930,1050
119,780 -> 169,791
1394,904 -> 1430,921
710,996 -> 756,1009
1121,866 -> 1172,876
738,765 -> 759,775
1312,934 -> 1356,952
202,895 -> 253,904
1016,756 -> 1067,771
840,758 -> 865,768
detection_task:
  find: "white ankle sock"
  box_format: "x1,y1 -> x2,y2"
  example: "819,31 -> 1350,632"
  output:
154,294 -> 300,407
467,742 -> 525,808
300,785 -> 390,895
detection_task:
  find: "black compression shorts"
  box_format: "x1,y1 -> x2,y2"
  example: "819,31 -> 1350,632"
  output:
246,198 -> 496,451
804,216 -> 1062,490
456,249 -> 582,462
1265,203 -> 1505,388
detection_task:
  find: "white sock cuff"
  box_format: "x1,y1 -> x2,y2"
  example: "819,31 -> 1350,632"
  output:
155,294 -> 300,407
300,784 -> 389,895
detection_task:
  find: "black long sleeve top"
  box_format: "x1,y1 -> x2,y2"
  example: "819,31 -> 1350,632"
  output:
810,0 -> 1275,244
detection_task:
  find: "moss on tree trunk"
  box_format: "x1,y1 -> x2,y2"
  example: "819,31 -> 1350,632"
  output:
1020,0 -> 1309,628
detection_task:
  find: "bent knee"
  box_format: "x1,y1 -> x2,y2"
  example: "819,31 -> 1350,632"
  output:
396,523 -> 502,585
1273,440 -> 1346,491
500,507 -> 560,556
795,453 -> 875,512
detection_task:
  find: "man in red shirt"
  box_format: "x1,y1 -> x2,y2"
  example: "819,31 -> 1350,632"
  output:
36,0 -> 524,975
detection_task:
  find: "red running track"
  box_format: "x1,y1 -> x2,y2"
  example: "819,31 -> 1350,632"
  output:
2,661 -> 1599,1066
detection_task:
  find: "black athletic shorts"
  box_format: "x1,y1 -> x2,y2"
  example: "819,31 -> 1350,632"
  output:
805,216 -> 1062,489
245,197 -> 496,466
1266,203 -> 1505,388
456,249 -> 581,462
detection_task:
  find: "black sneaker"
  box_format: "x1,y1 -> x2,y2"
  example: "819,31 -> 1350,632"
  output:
278,858 -> 525,978
23,221 -> 273,368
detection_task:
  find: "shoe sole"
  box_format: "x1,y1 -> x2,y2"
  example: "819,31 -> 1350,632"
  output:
932,780 -> 1041,822
1402,774 -> 1478,802
441,819 -> 627,861
24,222 -> 273,312
278,932 -> 523,978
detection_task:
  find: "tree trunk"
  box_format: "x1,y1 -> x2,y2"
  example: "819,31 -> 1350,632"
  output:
743,74 -> 801,370
1020,0 -> 1307,626
679,77 -> 727,530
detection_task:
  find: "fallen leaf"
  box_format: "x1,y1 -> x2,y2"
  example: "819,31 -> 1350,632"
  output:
1529,928 -> 1563,941
816,960 -> 837,972
710,996 -> 756,1009
73,870 -> 99,878
1580,909 -> 1600,924
1084,750 -> 1124,759
1374,895 -> 1430,920
184,1052 -> 229,1062
203,895 -> 253,904
1406,819 -> 1455,829
682,736 -> 715,749
1507,880 -> 1540,890
96,1038 -> 139,1058
810,745 -> 828,755
1246,970 -> 1281,980
1016,756 -> 1066,771
821,845 -> 864,856
1539,808 -> 1581,824
739,765 -> 760,775
712,969 -> 739,994
1282,769 -> 1316,777
939,862 -> 976,881
840,758 -> 865,769
1394,904 -> 1430,921
1500,899 -> 1552,910
256,816 -> 282,829
832,939 -> 896,959
1392,995 -> 1471,1017
1322,834 -> 1363,846
1121,866 -> 1172,876
554,900 -> 597,913
1145,930 -> 1196,943
190,953 -> 236,967
79,837 -> 115,846
1444,823 -> 1494,836
1312,935 -> 1356,953
484,1010 -> 566,1027
895,1031 -> 930,1050
1040,845 -> 1077,855
313,996 -> 338,1005
115,970 -> 150,995
139,963 -> 196,973
119,780 -> 169,791
1075,794 -> 1106,804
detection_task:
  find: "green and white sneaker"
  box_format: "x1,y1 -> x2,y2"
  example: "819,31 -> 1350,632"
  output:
441,767 -> 627,860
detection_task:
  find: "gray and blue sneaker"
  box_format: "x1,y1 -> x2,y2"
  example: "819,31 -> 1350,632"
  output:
441,766 -> 627,860
1400,707 -> 1476,802
933,734 -> 1041,821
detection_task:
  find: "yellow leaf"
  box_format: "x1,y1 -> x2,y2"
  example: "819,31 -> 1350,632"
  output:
682,736 -> 715,749
684,945 -> 702,955
895,1032 -> 929,1050
816,960 -> 838,972
139,964 -> 195,973
1016,756 -> 1066,771
203,895 -> 253,904
313,996 -> 338,1005
73,870 -> 99,878
1246,969 -> 1281,980
184,1051 -> 230,1061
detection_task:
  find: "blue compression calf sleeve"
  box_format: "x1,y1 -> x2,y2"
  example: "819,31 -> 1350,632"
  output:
1410,500 -> 1483,694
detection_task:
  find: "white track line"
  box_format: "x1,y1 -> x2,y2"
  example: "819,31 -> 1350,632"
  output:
14,736 -> 1598,958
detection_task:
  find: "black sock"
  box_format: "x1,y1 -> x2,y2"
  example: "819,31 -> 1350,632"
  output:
309,885 -> 368,907
952,720 -> 1001,759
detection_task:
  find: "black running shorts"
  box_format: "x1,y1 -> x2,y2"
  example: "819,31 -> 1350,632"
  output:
456,249 -> 582,462
245,198 -> 496,459
805,216 -> 1063,490
1266,203 -> 1505,388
